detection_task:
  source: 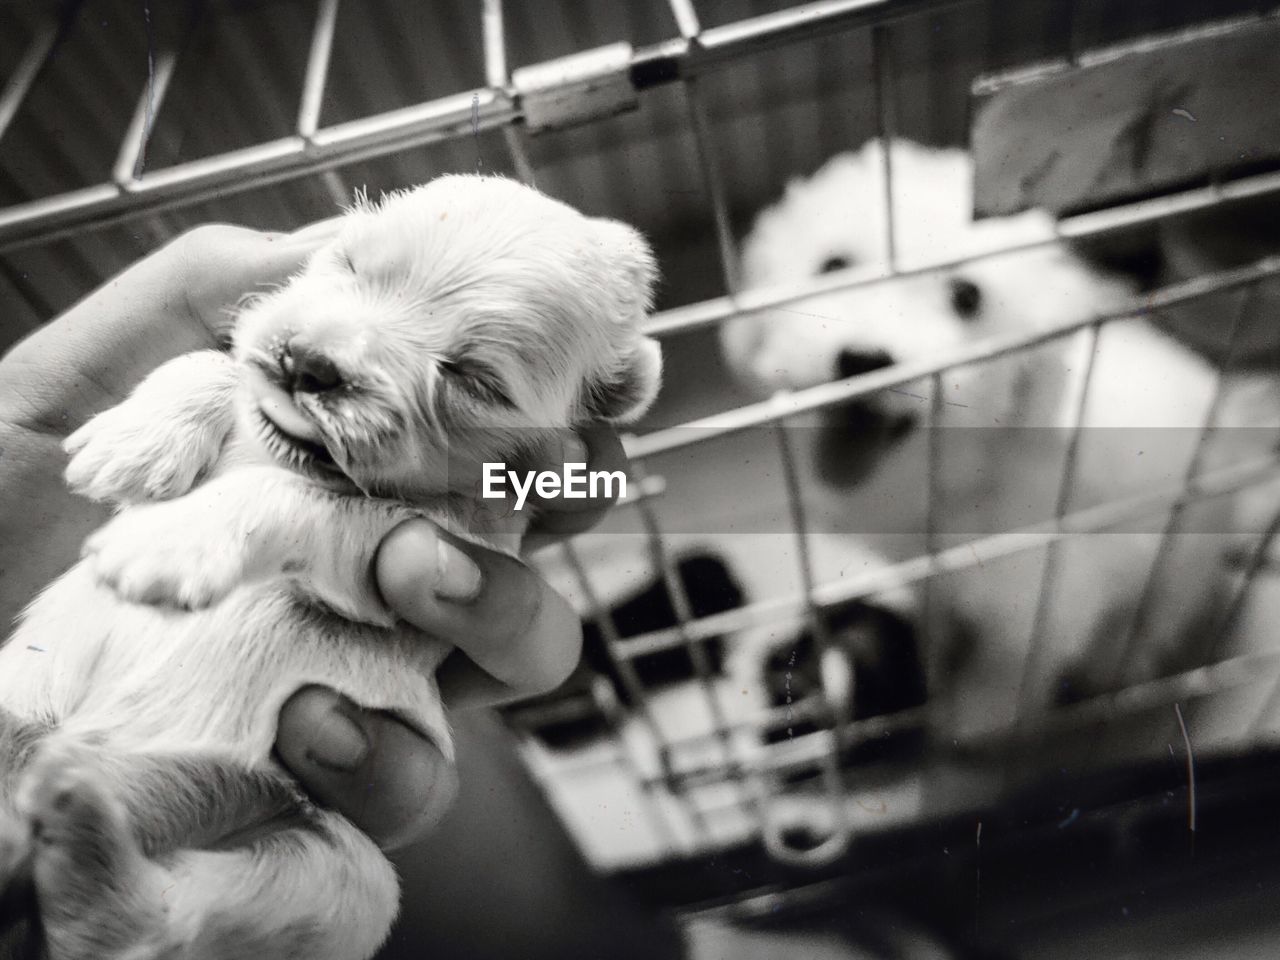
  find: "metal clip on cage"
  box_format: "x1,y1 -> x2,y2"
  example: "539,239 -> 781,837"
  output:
754,645 -> 859,868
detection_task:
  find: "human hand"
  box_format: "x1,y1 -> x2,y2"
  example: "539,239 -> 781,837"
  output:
0,224 -> 623,849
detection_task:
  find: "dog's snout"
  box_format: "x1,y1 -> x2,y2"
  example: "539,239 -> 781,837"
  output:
283,340 -> 343,394
835,348 -> 894,381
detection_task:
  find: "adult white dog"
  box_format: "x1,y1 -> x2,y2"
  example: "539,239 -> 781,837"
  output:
720,139 -> 1278,761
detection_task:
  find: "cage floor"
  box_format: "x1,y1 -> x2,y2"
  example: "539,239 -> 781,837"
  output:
672,747 -> 1280,958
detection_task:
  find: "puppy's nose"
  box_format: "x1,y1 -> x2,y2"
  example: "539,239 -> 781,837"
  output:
835,348 -> 894,380
284,340 -> 344,393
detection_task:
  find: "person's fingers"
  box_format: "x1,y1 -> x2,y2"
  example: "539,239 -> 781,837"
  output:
434,651 -> 541,708
171,222 -> 339,342
0,223 -> 337,435
275,686 -> 459,851
288,214 -> 345,245
375,520 -> 583,706
522,425 -> 630,554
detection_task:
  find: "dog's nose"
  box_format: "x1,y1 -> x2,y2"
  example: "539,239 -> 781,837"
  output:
835,348 -> 894,380
284,340 -> 344,393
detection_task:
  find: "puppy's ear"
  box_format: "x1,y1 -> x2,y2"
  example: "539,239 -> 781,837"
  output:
593,218 -> 658,314
587,337 -> 663,424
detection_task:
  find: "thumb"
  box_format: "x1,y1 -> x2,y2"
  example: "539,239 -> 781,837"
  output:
275,686 -> 459,850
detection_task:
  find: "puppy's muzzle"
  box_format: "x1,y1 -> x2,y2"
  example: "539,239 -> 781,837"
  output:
817,348 -> 915,488
836,348 -> 894,381
282,338 -> 345,395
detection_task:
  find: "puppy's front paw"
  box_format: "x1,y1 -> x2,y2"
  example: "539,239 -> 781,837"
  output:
84,503 -> 250,609
65,402 -> 224,505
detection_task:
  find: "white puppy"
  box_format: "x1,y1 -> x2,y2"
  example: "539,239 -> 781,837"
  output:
0,175 -> 662,960
720,140 -> 1275,756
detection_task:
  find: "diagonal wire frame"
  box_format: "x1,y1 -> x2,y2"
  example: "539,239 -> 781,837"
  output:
1110,286 -> 1259,688
481,0 -> 537,184
4,0 -> 1280,870
4,0 -> 1280,252
762,405 -> 857,867
0,16 -> 60,149
560,538 -> 709,842
627,455 -> 762,825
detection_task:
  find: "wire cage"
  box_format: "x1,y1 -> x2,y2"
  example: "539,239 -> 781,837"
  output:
4,0 -> 1280,948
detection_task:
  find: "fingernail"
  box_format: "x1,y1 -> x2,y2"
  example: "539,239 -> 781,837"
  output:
561,433 -> 588,464
307,708 -> 370,772
435,537 -> 483,603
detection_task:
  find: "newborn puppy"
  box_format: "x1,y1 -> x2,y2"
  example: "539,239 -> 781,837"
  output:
0,176 -> 663,960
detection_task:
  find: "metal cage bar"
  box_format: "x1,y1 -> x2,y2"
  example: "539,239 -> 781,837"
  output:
481,0 -> 508,89
920,369 -> 947,725
1241,507 -> 1280,737
599,448 -> 1280,669
668,0 -> 739,295
1015,321 -> 1103,719
298,0 -> 352,213
0,87 -> 514,252
298,0 -> 341,141
552,630 -> 1280,788
560,540 -> 711,839
1111,286 -> 1258,686
872,24 -> 899,268
666,0 -> 702,41
683,75 -> 740,295
481,0 -> 538,185
1213,507 -> 1280,671
1,0 -> 1278,263
629,256 -> 1280,463
0,17 -> 59,148
627,455 -> 760,829
516,728 -> 689,854
113,50 -> 179,185
640,165 -> 1280,344
757,404 -> 855,867
0,0 -> 978,250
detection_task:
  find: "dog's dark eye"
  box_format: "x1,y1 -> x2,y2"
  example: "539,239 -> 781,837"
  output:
949,276 -> 982,319
818,255 -> 853,275
439,359 -> 514,408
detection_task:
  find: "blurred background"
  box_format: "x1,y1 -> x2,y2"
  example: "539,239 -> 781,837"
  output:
4,1 -> 1280,958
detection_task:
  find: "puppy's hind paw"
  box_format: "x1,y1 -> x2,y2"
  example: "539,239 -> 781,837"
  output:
23,765 -> 120,869
83,503 -> 249,610
16,754 -> 169,959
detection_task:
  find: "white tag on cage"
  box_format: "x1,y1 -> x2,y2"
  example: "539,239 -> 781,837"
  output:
971,14 -> 1280,217
513,42 -> 638,134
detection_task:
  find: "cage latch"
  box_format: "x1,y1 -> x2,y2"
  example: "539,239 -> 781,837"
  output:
512,42 -> 638,134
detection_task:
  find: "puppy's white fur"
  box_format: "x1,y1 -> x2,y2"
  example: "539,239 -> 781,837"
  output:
720,140 -> 1278,750
0,175 -> 662,960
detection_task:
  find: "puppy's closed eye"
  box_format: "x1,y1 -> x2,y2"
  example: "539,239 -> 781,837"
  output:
438,358 -> 514,408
